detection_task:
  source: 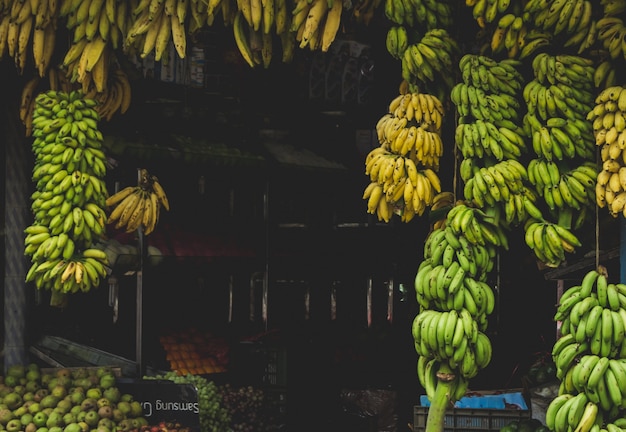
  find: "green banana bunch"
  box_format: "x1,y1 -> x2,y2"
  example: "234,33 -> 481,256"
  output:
385,25 -> 409,60
385,0 -> 453,29
412,309 -> 491,379
490,13 -> 528,59
560,2 -> 598,55
525,0 -> 595,39
468,0 -> 514,28
423,225 -> 495,279
523,219 -> 581,267
401,28 -> 458,90
413,215 -> 497,404
25,89 -> 109,301
457,54 -> 524,96
444,203 -> 509,249
463,161 -> 532,226
454,120 -> 527,161
594,60 -> 619,89
450,82 -> 522,127
532,53 -> 595,89
550,267 -> 626,426
517,28 -> 552,60
545,392 -> 598,432
528,159 -> 598,212
596,16 -> 626,60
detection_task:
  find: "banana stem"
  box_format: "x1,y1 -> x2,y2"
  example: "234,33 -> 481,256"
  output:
425,364 -> 455,432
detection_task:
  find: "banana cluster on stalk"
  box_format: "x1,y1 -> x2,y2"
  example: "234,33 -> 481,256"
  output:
548,268 -> 626,432
527,159 -> 597,213
412,203 -> 501,403
452,55 -> 526,161
466,0 -> 512,28
232,0 -> 346,68
24,89 -> 110,299
461,159 -> 537,226
490,13 -> 529,59
0,0 -> 58,75
519,53 -> 596,267
594,60 -> 619,90
384,0 -> 453,30
596,15 -> 626,61
363,90 -> 445,223
452,54 -> 532,231
106,169 -> 170,235
400,28 -> 458,93
587,85 -> 626,217
522,0 -> 597,54
523,219 -> 582,267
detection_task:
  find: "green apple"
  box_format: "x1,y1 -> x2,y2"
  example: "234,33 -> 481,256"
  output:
101,388 -> 120,405
32,411 -> 48,428
62,422 -> 81,432
3,393 -> 22,410
98,375 -> 116,391
129,401 -> 143,418
61,413 -> 75,426
45,411 -> 63,428
83,411 -> 99,428
20,413 -> 33,425
85,388 -> 101,400
5,419 -> 22,432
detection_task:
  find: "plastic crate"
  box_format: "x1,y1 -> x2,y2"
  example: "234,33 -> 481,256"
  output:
413,407 -> 531,432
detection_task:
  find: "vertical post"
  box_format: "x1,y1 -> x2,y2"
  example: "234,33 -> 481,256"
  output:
136,169 -> 144,377
4,113 -> 29,372
619,215 -> 626,283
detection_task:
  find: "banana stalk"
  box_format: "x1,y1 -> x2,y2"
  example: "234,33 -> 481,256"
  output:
425,363 -> 456,432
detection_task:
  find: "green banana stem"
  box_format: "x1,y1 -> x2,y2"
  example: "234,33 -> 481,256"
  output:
425,364 -> 455,432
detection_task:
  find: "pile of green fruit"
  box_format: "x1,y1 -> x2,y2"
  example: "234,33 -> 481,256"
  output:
0,363 -> 148,432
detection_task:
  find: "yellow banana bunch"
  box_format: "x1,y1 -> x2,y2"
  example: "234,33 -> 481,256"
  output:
19,75 -> 42,136
25,89 -> 110,302
0,0 -> 58,75
288,0 -> 344,53
588,85 -> 626,216
364,89 -> 447,224
106,169 -> 169,235
89,66 -> 132,121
